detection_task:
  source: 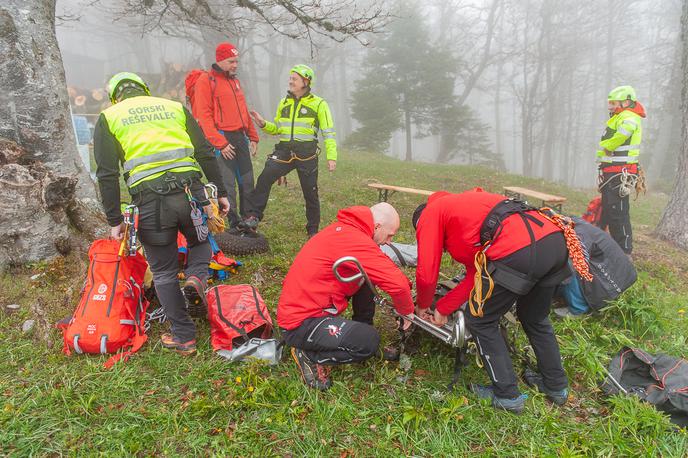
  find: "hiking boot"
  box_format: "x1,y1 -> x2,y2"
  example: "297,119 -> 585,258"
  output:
161,333 -> 197,355
238,216 -> 259,233
471,383 -> 527,414
376,345 -> 401,362
183,275 -> 207,318
522,369 -> 569,406
291,347 -> 331,391
552,307 -> 583,319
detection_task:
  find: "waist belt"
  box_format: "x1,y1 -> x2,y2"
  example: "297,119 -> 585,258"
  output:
601,164 -> 638,174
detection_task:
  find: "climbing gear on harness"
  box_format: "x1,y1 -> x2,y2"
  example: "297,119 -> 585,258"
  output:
121,205 -> 139,257
204,184 -> 226,234
184,185 -> 209,242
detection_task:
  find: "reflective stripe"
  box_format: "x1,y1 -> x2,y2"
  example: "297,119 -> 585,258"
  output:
614,145 -> 640,152
278,121 -> 313,129
279,134 -> 292,141
100,335 -> 108,354
600,155 -> 637,163
321,128 -> 335,133
120,319 -> 136,325
126,160 -> 199,187
122,148 -> 193,172
622,119 -> 638,128
74,335 -> 83,354
616,127 -> 631,136
323,133 -> 336,139
292,134 -> 317,140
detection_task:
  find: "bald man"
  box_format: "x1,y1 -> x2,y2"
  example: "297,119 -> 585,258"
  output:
278,203 -> 415,390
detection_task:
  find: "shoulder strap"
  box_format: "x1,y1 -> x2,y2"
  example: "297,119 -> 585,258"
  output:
386,243 -> 408,267
480,199 -> 538,246
213,287 -> 249,340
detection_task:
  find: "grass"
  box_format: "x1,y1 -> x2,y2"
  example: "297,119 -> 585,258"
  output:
1,148 -> 687,456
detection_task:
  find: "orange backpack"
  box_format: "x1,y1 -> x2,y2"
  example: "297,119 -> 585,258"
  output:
184,69 -> 216,110
61,239 -> 149,368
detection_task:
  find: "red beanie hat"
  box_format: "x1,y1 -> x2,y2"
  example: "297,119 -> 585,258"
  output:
216,42 -> 239,62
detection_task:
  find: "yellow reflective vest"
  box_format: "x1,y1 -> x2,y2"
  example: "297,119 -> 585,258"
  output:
596,110 -> 642,165
263,92 -> 337,160
102,96 -> 201,188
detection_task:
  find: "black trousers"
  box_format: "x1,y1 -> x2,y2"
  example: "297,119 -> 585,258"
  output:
134,183 -> 211,342
465,232 -> 569,399
599,172 -> 633,254
218,131 -> 255,229
245,147 -> 320,235
282,285 -> 379,365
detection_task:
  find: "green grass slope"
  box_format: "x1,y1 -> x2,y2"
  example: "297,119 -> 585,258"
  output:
1,150 -> 687,456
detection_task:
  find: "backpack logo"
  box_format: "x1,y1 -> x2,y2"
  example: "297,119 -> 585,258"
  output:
97,284 -> 107,294
87,324 -> 96,335
327,324 -> 342,338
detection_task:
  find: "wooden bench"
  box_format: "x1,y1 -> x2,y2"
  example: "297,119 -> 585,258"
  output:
503,186 -> 566,212
367,183 -> 434,202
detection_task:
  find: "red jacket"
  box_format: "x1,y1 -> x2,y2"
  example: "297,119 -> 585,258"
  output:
277,206 -> 415,330
192,66 -> 259,149
415,189 -> 561,315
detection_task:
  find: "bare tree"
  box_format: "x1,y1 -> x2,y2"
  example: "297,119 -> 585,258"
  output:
0,0 -> 390,267
656,0 -> 688,249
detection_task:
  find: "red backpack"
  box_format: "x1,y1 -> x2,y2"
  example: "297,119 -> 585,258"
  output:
582,196 -> 602,226
206,284 -> 274,351
61,239 -> 149,368
184,69 -> 216,110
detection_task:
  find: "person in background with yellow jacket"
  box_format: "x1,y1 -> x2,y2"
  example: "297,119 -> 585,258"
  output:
596,85 -> 646,255
241,64 -> 337,238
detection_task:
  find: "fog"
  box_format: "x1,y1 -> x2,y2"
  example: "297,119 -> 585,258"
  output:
57,0 -> 682,190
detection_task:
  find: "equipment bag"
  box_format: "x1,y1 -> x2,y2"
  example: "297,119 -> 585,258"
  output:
582,196 -> 603,226
207,284 -> 282,364
60,239 -> 149,368
601,347 -> 688,427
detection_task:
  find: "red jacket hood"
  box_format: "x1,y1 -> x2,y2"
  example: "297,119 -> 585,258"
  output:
336,206 -> 374,238
618,102 -> 646,118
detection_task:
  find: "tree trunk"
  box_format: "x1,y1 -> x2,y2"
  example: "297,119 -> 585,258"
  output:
0,1 -> 101,268
656,0 -> 688,249
404,108 -> 413,161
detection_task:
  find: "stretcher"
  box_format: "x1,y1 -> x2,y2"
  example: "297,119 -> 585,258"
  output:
333,256 -> 486,389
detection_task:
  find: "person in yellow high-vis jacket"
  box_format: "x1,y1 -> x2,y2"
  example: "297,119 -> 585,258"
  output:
94,72 -> 229,355
242,64 -> 337,238
596,85 -> 646,255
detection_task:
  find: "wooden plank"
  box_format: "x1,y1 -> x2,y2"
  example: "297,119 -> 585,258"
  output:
367,183 -> 434,196
503,186 -> 566,203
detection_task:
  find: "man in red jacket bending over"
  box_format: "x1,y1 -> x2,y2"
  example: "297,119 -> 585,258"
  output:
414,189 -> 571,413
192,42 -> 260,231
278,202 -> 415,391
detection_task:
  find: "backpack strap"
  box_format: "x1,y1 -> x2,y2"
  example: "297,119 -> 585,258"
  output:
213,287 -> 250,341
386,243 -> 408,267
250,286 -> 278,338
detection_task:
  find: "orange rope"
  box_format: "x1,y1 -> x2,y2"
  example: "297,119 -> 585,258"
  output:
468,247 -> 493,318
538,209 -> 593,282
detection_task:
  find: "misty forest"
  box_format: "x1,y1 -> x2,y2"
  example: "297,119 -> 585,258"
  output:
2,0 -> 688,455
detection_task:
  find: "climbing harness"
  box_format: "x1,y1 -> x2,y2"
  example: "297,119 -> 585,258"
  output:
468,201 -> 592,318
598,166 -> 646,200
269,146 -> 320,164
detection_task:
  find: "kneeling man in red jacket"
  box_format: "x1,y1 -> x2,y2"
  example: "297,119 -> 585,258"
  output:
278,203 -> 415,390
414,189 -> 571,413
